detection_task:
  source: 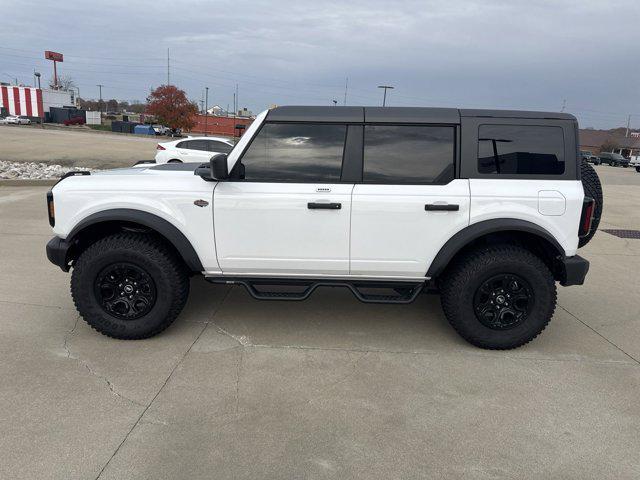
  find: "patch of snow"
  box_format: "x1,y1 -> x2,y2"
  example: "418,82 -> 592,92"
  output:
0,161 -> 97,180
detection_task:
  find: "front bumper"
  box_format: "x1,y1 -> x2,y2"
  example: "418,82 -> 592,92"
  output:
558,255 -> 589,286
46,236 -> 71,272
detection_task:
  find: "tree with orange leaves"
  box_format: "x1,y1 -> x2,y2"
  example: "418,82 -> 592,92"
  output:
146,85 -> 198,131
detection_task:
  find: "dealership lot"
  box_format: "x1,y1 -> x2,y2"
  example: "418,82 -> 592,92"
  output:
1,166 -> 639,479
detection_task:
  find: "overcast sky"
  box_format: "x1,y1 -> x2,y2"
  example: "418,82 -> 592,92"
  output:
1,0 -> 638,129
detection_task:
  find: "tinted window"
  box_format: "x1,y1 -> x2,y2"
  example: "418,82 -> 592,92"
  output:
239,123 -> 346,182
207,140 -> 232,153
363,125 -> 455,184
478,125 -> 565,175
189,140 -> 209,151
176,140 -> 190,149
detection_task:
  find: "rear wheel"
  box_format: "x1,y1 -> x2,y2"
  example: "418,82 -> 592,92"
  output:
578,159 -> 603,248
440,245 -> 556,350
71,233 -> 189,339
168,159 -> 182,163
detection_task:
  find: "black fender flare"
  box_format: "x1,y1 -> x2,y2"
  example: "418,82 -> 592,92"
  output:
68,208 -> 204,272
426,218 -> 565,278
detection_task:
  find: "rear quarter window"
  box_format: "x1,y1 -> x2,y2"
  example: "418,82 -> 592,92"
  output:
478,125 -> 565,175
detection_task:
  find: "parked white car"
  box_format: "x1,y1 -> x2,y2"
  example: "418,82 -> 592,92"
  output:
5,115 -> 31,125
154,136 -> 234,164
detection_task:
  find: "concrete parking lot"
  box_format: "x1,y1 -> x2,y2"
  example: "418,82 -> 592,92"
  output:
1,165 -> 639,479
0,125 -> 160,169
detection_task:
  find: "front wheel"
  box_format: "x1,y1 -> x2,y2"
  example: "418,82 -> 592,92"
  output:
71,233 -> 190,339
439,245 -> 556,350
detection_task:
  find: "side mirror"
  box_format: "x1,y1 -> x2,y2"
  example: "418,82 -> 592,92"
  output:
194,153 -> 229,182
211,153 -> 229,180
194,163 -> 214,181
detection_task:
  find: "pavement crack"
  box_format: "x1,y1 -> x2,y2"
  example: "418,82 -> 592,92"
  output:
235,348 -> 243,414
62,315 -> 144,408
558,304 -> 640,366
82,363 -> 145,408
94,285 -> 233,480
63,315 -> 80,359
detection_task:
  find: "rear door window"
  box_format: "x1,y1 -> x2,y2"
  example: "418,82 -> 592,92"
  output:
478,125 -> 565,175
363,125 -> 455,184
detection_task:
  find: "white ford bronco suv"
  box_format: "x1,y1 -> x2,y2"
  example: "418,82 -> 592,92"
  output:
45,106 -> 602,349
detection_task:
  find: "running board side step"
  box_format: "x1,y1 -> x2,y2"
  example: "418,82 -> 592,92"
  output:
205,278 -> 424,304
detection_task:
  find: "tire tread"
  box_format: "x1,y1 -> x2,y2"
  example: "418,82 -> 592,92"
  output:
71,232 -> 189,339
440,244 -> 556,350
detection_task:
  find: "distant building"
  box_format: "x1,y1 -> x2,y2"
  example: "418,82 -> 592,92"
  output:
190,114 -> 253,137
206,105 -> 225,115
579,129 -> 640,158
0,85 -> 74,120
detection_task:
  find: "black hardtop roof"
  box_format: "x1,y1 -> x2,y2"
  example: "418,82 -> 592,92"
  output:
266,106 -> 576,123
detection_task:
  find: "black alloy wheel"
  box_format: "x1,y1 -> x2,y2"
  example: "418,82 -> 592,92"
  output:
94,262 -> 157,320
473,274 -> 533,330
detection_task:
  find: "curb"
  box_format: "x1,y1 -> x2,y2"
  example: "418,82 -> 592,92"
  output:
0,179 -> 58,186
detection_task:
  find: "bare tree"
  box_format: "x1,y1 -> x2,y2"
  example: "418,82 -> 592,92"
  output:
49,74 -> 76,91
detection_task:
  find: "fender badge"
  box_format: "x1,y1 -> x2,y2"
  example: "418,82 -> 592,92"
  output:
194,199 -> 209,207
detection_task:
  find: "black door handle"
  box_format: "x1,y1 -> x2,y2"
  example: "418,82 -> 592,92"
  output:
308,202 -> 342,210
425,204 -> 459,211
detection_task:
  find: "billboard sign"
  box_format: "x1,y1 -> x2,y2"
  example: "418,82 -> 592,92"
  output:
44,51 -> 63,62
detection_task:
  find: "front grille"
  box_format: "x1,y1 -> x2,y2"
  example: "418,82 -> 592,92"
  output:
602,229 -> 640,239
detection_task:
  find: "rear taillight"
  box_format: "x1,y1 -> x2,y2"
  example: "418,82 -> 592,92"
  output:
157,144 -> 166,150
46,191 -> 55,227
579,196 -> 595,237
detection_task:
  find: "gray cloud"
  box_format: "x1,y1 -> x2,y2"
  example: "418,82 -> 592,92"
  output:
1,0 -> 638,128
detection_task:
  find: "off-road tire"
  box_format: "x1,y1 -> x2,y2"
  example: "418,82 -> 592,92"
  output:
578,159 -> 603,248
440,245 -> 556,350
71,233 -> 189,339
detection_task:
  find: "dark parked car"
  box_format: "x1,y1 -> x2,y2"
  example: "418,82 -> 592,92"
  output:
580,150 -> 600,164
598,152 -> 629,167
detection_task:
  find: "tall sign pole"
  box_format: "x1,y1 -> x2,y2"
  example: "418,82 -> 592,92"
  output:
44,51 -> 64,89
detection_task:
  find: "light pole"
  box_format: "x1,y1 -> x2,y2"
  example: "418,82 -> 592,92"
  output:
332,99 -> 338,106
97,84 -> 103,112
34,72 -> 41,89
204,87 -> 209,136
377,85 -> 394,107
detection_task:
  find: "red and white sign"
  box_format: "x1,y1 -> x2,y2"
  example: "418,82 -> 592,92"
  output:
0,86 -> 44,117
44,51 -> 63,62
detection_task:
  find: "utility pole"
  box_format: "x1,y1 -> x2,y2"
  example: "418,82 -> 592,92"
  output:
167,48 -> 170,86
97,84 -> 103,112
235,83 -> 239,116
332,99 -> 337,106
561,99 -> 566,112
378,85 -> 394,107
625,114 -> 631,137
204,87 -> 209,136
343,77 -> 348,106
